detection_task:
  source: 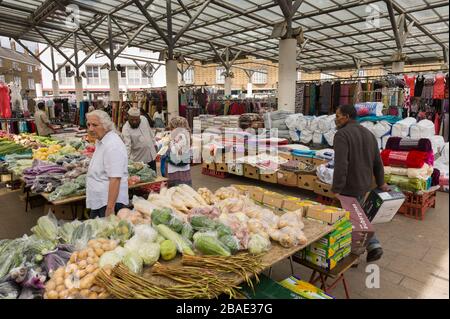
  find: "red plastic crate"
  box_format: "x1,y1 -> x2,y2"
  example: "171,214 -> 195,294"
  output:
201,167 -> 228,179
398,190 -> 436,220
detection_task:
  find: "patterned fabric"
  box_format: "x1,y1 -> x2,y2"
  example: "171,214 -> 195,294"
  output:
433,74 -> 446,99
295,83 -> 305,114
167,170 -> 192,188
421,78 -> 434,99
169,116 -> 190,131
404,75 -> 416,97
320,81 -> 332,114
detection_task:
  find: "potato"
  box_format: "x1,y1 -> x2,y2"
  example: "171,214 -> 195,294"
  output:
78,250 -> 88,260
93,242 -> 103,250
78,260 -> 88,269
86,257 -> 96,265
55,276 -> 64,286
69,252 -> 78,263
53,267 -> 65,278
98,292 -> 109,299
90,285 -> 102,293
86,264 -> 97,274
102,243 -> 112,251
88,291 -> 98,299
80,274 -> 95,289
47,290 -> 59,299
88,240 -> 96,248
68,288 -> 80,296
80,289 -> 90,298
46,280 -> 56,291
76,269 -> 87,279
94,248 -> 105,257
87,248 -> 96,258
59,290 -> 70,299
56,285 -> 65,293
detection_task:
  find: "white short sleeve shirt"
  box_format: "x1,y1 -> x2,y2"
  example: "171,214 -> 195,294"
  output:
86,131 -> 129,209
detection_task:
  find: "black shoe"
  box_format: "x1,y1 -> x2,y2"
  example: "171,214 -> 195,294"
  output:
366,248 -> 383,263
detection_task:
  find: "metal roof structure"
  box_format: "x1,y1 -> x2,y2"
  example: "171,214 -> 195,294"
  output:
0,0 -> 448,73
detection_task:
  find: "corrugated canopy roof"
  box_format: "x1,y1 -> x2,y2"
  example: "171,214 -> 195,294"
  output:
0,0 -> 448,72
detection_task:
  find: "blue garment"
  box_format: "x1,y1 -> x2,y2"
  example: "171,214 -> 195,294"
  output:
357,115 -> 402,124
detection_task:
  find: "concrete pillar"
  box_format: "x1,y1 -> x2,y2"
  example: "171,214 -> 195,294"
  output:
51,80 -> 59,97
109,70 -> 120,101
392,61 -> 405,73
75,76 -> 83,108
35,83 -> 43,98
247,82 -> 253,98
278,38 -> 297,112
166,59 -> 179,119
224,76 -> 232,96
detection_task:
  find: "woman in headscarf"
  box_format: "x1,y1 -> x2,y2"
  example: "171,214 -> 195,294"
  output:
165,116 -> 192,187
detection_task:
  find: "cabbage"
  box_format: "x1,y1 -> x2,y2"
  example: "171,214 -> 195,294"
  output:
99,251 -> 123,268
113,246 -> 128,258
155,235 -> 166,244
31,212 -> 59,241
134,225 -> 158,242
248,234 -> 271,254
138,243 -> 160,266
123,251 -> 143,274
124,236 -> 142,253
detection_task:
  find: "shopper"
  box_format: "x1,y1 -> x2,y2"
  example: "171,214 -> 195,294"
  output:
86,110 -> 129,218
166,116 -> 192,187
34,102 -> 56,136
153,105 -> 165,129
332,104 -> 390,262
140,107 -> 154,128
122,107 -> 158,172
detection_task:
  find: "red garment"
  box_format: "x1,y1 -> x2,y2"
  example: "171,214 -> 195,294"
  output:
434,113 -> 441,135
230,102 -> 245,115
381,149 -> 428,168
0,83 -> 12,118
433,74 -> 445,99
404,75 -> 416,97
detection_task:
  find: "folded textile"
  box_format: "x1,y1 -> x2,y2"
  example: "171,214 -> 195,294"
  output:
385,136 -> 433,152
385,174 -> 429,191
313,132 -> 323,144
377,138 -> 382,150
381,149 -> 429,168
357,115 -> 402,124
429,135 -> 445,155
292,149 -> 316,157
354,102 -> 384,117
360,121 -> 375,131
298,116 -> 314,131
323,129 -> 336,147
310,115 -> 327,132
372,121 -> 392,138
410,119 -> 435,139
315,149 -> 334,161
381,135 -> 391,149
280,144 -> 310,152
280,160 -> 315,173
384,163 -> 433,180
391,117 -> 417,137
300,130 -> 313,144
316,163 -> 334,184
285,114 -> 303,130
317,114 -> 336,133
432,168 -> 440,186
289,130 -> 300,142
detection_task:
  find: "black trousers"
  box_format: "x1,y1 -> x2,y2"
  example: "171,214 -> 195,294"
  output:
148,160 -> 157,172
90,203 -> 126,219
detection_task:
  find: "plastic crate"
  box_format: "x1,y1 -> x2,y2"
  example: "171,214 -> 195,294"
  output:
202,167 -> 228,179
397,190 -> 436,220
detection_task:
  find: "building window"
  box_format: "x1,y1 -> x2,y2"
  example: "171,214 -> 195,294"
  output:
27,65 -> 33,73
100,68 -> 109,85
252,69 -> 267,84
216,67 -> 225,84
127,66 -> 141,85
320,72 -> 335,80
12,62 -> 20,70
297,71 -> 302,81
358,69 -> 367,77
0,75 -> 5,83
86,65 -> 100,85
28,78 -> 35,89
184,67 -> 194,84
58,66 -> 74,86
14,76 -> 21,88
141,70 -> 149,85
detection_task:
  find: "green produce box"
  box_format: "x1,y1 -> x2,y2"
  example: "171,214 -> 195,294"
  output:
301,246 -> 352,270
240,274 -> 303,299
307,233 -> 352,259
279,276 -> 334,299
316,220 -> 353,247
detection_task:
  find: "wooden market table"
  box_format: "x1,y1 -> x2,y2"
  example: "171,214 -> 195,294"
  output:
34,177 -> 168,219
142,218 -> 334,287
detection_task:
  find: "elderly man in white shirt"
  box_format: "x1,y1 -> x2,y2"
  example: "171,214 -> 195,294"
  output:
122,107 -> 158,172
86,110 -> 129,218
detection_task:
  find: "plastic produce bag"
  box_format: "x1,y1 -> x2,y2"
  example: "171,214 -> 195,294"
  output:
248,234 -> 271,254
31,212 -> 59,242
122,251 -> 143,274
58,220 -> 82,243
219,235 -> 240,253
0,281 -> 21,299
99,251 -> 123,268
138,243 -> 160,266
133,224 -> 158,242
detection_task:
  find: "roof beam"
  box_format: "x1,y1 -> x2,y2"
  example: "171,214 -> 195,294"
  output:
14,38 -> 54,73
176,0 -> 192,19
173,0 -> 212,45
34,27 -> 78,69
386,0 -> 403,51
113,23 -> 149,59
133,0 -> 170,47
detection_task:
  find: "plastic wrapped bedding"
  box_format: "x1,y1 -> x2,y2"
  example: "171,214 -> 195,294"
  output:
429,135 -> 445,155
289,130 -> 300,142
360,121 -> 375,131
317,115 -> 336,133
381,135 -> 391,149
409,120 -> 436,139
384,163 -> 433,180
310,115 -> 326,132
372,121 -> 392,138
354,102 -> 384,117
384,174 -> 429,192
316,149 -> 334,160
323,130 -> 336,147
285,114 -> 303,130
300,130 -> 313,144
377,138 -> 382,150
313,132 -> 323,144
391,117 -> 417,137
298,116 -> 314,131
264,111 -> 292,129
434,143 -> 449,175
316,163 -> 334,184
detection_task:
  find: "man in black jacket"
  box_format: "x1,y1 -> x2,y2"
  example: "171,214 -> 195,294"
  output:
332,105 -> 390,262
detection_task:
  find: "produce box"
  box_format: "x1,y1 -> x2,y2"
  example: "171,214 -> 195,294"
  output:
1,172 -> 13,183
279,276 -> 334,299
44,204 -> 81,220
297,200 -> 321,214
293,155 -> 314,164
312,158 -> 329,166
215,162 -> 228,173
282,197 -> 305,213
306,205 -> 348,224
313,180 -> 335,198
307,233 -> 352,259
202,162 -> 216,171
244,164 -> 259,180
363,186 -> 405,224
262,192 -> 285,209
277,170 -> 297,187
338,195 -> 375,256
260,172 -> 278,184
279,152 -> 293,161
297,173 -> 317,190
241,275 -> 303,299
299,246 -> 352,270
315,219 -> 353,247
228,163 -> 244,176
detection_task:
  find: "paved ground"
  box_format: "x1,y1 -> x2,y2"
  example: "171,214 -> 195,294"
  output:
1,164 -> 448,299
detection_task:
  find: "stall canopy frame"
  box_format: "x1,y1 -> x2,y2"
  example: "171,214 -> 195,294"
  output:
0,0 -> 448,73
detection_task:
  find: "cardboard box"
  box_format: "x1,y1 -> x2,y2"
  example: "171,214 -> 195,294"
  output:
262,192 -> 285,209
279,276 -> 334,299
299,246 -> 352,270
308,233 -> 352,258
215,162 -> 228,173
279,152 -> 293,161
44,204 -> 80,220
293,155 -> 314,164
338,195 -> 375,256
228,163 -> 244,176
1,173 -> 13,183
312,158 -> 329,166
260,172 -> 278,184
244,164 -> 259,180
316,219 -> 353,246
297,200 -> 321,214
363,186 -> 405,224
202,162 -> 216,171
240,275 -> 303,299
306,205 -> 348,224
297,174 -> 317,190
282,198 -> 305,213
313,180 -> 335,198
277,170 -> 298,187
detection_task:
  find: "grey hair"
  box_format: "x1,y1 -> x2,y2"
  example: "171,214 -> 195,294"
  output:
86,110 -> 116,132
